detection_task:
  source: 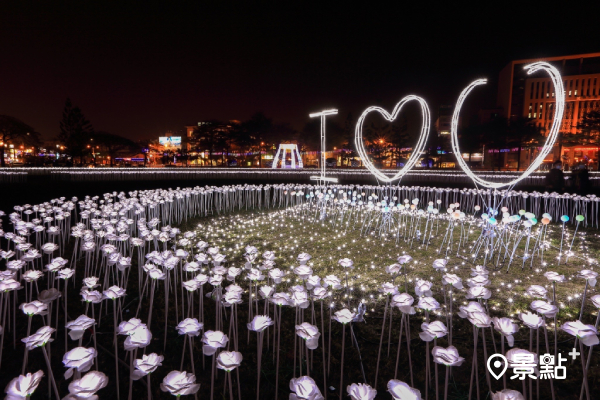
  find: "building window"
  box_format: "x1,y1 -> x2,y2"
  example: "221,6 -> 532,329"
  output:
530,83 -> 534,99
587,78 -> 591,96
541,82 -> 545,99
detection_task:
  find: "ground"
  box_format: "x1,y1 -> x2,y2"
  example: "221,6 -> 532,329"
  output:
170,204 -> 600,399
3,202 -> 599,399
183,206 -> 600,322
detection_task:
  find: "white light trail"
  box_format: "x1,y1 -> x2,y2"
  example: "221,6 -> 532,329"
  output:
354,95 -> 430,182
309,108 -> 338,183
272,144 -> 303,169
309,109 -> 339,118
450,62 -> 565,189
310,176 -> 338,182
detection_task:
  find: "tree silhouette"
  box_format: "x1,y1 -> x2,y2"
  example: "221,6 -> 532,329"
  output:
57,98 -> 93,165
388,115 -> 409,167
0,115 -> 41,167
339,112 -> 357,166
456,125 -> 484,164
505,117 -> 545,171
190,121 -> 225,166
93,131 -> 138,166
578,109 -> 600,170
477,116 -> 543,170
243,112 -> 273,167
476,116 -> 509,170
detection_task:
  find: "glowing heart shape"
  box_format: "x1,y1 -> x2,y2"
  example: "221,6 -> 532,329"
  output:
450,62 -> 565,188
354,95 -> 431,182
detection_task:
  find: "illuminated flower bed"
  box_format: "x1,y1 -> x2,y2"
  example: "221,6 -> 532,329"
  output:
0,184 -> 598,400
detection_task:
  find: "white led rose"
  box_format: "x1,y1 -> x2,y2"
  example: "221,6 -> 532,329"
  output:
450,62 -> 565,189
354,95 -> 431,182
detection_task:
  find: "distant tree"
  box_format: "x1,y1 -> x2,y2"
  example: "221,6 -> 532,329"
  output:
190,120 -> 225,166
578,109 -> 600,170
556,131 -> 578,160
388,115 -> 409,167
475,116 -> 544,170
341,112 -> 354,149
57,98 -> 93,164
0,115 -> 41,167
243,112 -> 273,167
142,139 -> 163,166
505,117 -> 545,171
93,131 -> 138,166
362,120 -> 399,167
340,112 -> 357,167
456,124 -> 484,164
296,120 -> 322,167
477,116 -> 509,170
298,120 -> 321,150
220,122 -> 241,166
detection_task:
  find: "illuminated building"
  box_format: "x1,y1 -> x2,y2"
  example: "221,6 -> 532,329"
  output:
498,52 -> 600,168
435,105 -> 454,136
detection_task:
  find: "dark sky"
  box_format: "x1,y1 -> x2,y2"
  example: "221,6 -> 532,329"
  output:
1,2 -> 599,142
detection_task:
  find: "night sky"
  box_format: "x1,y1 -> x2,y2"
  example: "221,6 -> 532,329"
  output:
1,2 -> 598,141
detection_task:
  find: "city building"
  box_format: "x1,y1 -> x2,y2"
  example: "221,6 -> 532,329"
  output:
497,52 -> 600,169
434,105 -> 453,136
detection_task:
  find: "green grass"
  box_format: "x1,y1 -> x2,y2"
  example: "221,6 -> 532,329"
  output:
182,206 -> 600,324
171,205 -> 600,399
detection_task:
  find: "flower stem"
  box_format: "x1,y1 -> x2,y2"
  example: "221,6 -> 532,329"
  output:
42,345 -> 61,400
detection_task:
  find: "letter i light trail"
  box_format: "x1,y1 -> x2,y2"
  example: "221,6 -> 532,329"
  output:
309,109 -> 339,184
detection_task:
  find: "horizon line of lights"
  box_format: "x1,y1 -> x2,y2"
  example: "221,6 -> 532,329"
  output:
3,167 -> 596,177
